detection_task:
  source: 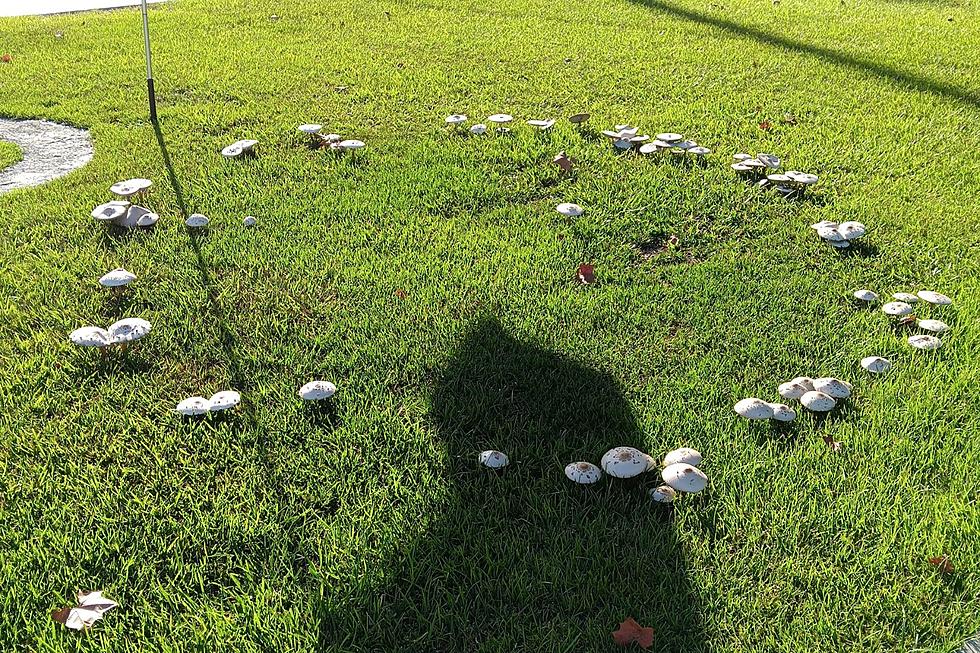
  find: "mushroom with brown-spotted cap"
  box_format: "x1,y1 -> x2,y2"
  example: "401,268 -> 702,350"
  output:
908,334 -> 942,350
882,301 -> 913,316
600,446 -> 648,479
299,380 -> 337,400
208,390 -> 242,412
734,397 -> 773,419
661,463 -> 708,493
650,485 -> 677,503
175,396 -> 210,416
564,461 -> 602,484
917,290 -> 952,305
479,450 -> 509,469
861,356 -> 891,373
663,447 -> 701,467
70,326 -> 111,348
99,268 -> 136,288
812,377 -> 851,399
800,390 -> 836,412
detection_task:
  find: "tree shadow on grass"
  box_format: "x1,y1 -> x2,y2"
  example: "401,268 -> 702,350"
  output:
317,318 -> 709,652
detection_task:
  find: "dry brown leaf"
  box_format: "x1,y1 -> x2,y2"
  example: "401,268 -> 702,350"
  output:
394,289 -> 407,300
929,555 -> 953,574
1,54 -> 11,63
822,435 -> 842,451
759,120 -> 773,132
577,263 -> 595,284
612,617 -> 654,648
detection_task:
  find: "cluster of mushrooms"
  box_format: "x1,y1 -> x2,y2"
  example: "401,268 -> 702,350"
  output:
69,318 -> 152,351
221,139 -> 259,159
444,112 -> 592,136
731,152 -> 818,198
811,219 -> 867,250
854,288 -> 953,351
297,124 -> 365,152
603,127 -> 711,159
91,178 -> 159,228
174,380 -> 336,417
479,445 -> 708,503
736,375 -> 853,420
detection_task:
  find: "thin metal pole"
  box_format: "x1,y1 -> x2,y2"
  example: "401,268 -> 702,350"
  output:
141,0 -> 158,123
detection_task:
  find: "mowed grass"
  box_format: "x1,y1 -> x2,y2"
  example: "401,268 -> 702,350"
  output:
1,0 -> 979,650
0,139 -> 20,169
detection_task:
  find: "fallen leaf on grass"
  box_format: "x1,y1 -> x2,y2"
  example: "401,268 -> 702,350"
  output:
929,555 -> 953,574
612,617 -> 654,648
822,435 -> 842,451
394,289 -> 407,300
553,151 -> 576,173
759,120 -> 772,132
576,263 -> 595,284
52,591 -> 118,631
1,54 -> 11,63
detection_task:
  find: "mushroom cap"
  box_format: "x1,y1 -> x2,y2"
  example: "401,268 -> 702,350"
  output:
237,139 -> 258,151
688,146 -> 711,156
556,202 -> 583,217
650,485 -> 678,503
777,381 -> 809,400
917,290 -> 952,305
768,403 -> 797,422
629,134 -> 650,143
638,143 -> 660,155
108,317 -> 152,344
661,463 -> 708,493
445,114 -> 468,125
69,326 -> 111,347
186,213 -> 209,228
319,133 -> 343,143
600,446 -> 648,479
892,292 -> 918,303
663,447 -> 702,467
600,129 -> 621,139
469,123 -> 487,135
109,178 -> 152,197
838,221 -> 866,239
734,397 -> 774,420
99,268 -> 136,288
487,113 -> 513,124
742,158 -> 766,168
811,220 -> 838,231
882,301 -> 913,316
767,173 -> 792,184
135,211 -> 160,227
908,334 -> 942,350
568,113 -> 591,124
789,376 -> 815,390
528,119 -> 556,130
812,377 -> 852,399
816,226 -> 846,242
614,124 -> 635,132
756,153 -> 780,168
478,450 -> 509,468
853,289 -> 879,302
208,390 -> 242,411
221,143 -> 244,158
564,461 -> 602,484
656,132 -> 682,143
298,124 -> 323,134
860,356 -> 891,373
92,201 -> 131,222
787,171 -> 818,185
916,318 -> 949,333
731,162 -> 753,173
613,139 -> 632,150
338,139 -> 365,150
672,139 -> 697,150
298,380 -> 337,400
732,153 -> 752,161
243,216 -> 257,227
114,205 -> 154,228
175,396 -> 210,416
800,390 -> 836,412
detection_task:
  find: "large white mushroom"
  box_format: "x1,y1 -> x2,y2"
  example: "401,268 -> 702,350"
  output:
99,268 -> 136,288
299,380 -> 337,400
298,124 -> 323,136
600,446 -> 648,479
108,318 -> 151,345
186,213 -> 209,228
908,334 -> 942,350
92,201 -> 130,223
337,139 -> 365,152
882,301 -> 913,316
69,326 -> 111,347
853,289 -> 879,302
564,461 -> 602,484
917,290 -> 952,306
860,356 -> 891,373
777,380 -> 809,401
661,463 -> 708,493
556,202 -> 583,217
445,114 -> 468,127
109,178 -> 152,198
208,391 -> 241,412
734,398 -> 774,420
768,403 -> 797,422
756,153 -> 780,168
479,450 -> 509,469
837,221 -> 866,240
175,396 -> 210,416
892,292 -> 918,303
663,447 -> 702,467
916,319 -> 949,333
656,132 -> 682,143
812,377 -> 852,399
800,390 -> 836,412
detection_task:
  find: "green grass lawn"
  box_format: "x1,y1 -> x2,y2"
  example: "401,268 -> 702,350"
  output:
1,0 -> 979,650
0,140 -> 20,170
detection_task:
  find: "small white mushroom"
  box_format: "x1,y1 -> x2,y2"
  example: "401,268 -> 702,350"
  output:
768,403 -> 797,422
661,463 -> 708,493
860,356 -> 891,373
108,317 -> 151,344
853,289 -> 879,302
892,292 -> 918,303
663,447 -> 702,467
671,139 -> 697,151
564,461 -> 602,484
656,132 -> 682,143
800,390 -> 836,412
600,446 -> 648,479
479,450 -> 509,469
629,134 -> 650,144
882,301 -> 913,316
649,485 -> 678,503
811,221 -> 838,231
756,153 -> 780,168
688,146 -> 711,156
208,390 -> 242,412
916,319 -> 949,333
175,396 -> 210,416
812,377 -> 852,399
186,213 -> 209,228
908,334 -> 942,350
69,326 -> 111,347
469,123 -> 487,135
734,397 -> 774,420
613,139 -> 632,150
135,210 -> 160,227
92,201 -> 131,222
487,114 -> 513,125
732,153 -> 753,161
917,290 -> 952,306
777,381 -> 809,400
816,226 -> 846,242
109,178 -> 152,198
338,139 -> 365,151
789,376 -> 815,390
731,162 -> 753,173
243,216 -> 257,227
838,221 -> 866,240
221,142 -> 245,158
319,133 -> 342,144
556,202 -> 583,217
445,114 -> 468,126
99,268 -> 136,288
527,119 -> 556,131
298,380 -> 337,400
298,124 -> 323,135
786,171 -> 818,185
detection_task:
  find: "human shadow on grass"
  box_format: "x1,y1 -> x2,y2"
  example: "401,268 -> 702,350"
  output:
317,318 -> 709,652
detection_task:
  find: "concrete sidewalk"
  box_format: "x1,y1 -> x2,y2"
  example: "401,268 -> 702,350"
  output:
0,0 -> 166,18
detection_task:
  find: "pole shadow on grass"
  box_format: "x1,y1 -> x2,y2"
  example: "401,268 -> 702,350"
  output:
317,318 -> 708,652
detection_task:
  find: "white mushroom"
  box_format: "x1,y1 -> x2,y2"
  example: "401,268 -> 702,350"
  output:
527,119 -> 556,131
768,403 -> 797,422
108,317 -> 151,344
777,381 -> 809,401
208,390 -> 242,412
243,216 -> 257,227
756,153 -> 780,168
661,463 -> 708,493
469,124 -> 487,135
98,268 -> 136,288
298,380 -> 337,400
816,226 -> 846,242
479,450 -> 509,469
599,446 -> 648,479
917,290 -> 952,306
838,221 -> 866,240
114,205 -> 155,228
135,210 -> 160,227
663,447 -> 702,467
882,301 -> 913,316
916,319 -> 949,333
487,114 -> 513,125
734,398 -> 774,420
688,146 -> 711,156
69,326 -> 111,347
338,139 -> 365,151
649,485 -> 677,503
811,220 -> 838,231
860,356 -> 891,373
908,334 -> 942,350
786,171 -> 818,185
319,133 -> 342,144
733,153 -> 753,161
175,396 -> 210,416
812,377 -> 851,399
556,202 -> 583,217
298,124 -> 322,135
800,390 -> 836,412
92,201 -> 131,222
656,132 -> 682,143
109,178 -> 152,198
853,289 -> 879,302
789,376 -> 815,390
892,292 -> 918,303
221,142 -> 245,158
445,114 -> 468,126
613,139 -> 632,150
186,213 -> 209,228
564,461 -> 602,484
